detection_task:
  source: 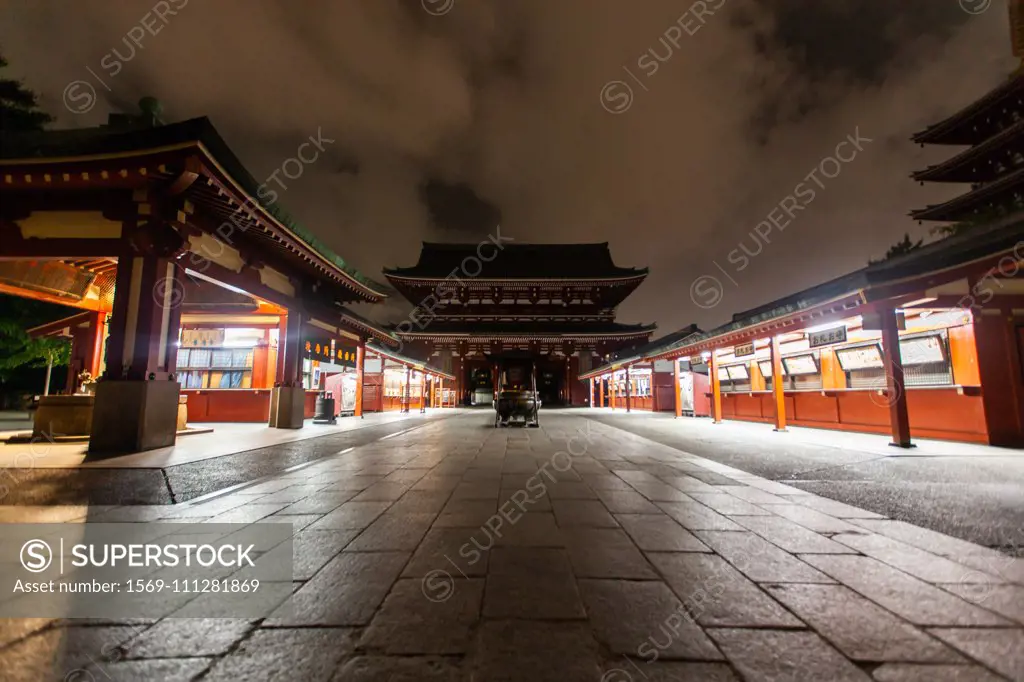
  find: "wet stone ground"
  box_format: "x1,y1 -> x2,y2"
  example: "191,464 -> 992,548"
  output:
0,412 -> 1021,681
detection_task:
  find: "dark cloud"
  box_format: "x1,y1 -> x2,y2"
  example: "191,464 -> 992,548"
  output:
0,0 -> 1013,332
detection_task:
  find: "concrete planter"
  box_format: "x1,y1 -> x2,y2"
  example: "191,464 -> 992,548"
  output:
33,394 -> 95,439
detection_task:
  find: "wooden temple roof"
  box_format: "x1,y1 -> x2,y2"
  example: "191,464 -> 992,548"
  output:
910,165 -> 1024,222
383,242 -> 649,282
911,117 -> 1024,184
911,73 -> 1024,146
395,320 -> 655,340
0,116 -> 388,305
578,219 -> 1024,379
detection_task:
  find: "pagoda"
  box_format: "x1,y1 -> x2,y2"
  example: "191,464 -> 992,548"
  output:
383,242 -> 654,406
910,1 -> 1024,226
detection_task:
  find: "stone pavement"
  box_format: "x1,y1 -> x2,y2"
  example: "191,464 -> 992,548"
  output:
0,411 -> 1022,681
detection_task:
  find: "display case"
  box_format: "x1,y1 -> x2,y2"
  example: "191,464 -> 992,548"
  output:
177,346 -> 254,389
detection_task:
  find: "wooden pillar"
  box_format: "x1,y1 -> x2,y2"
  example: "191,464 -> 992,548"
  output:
420,371 -> 427,413
625,366 -> 632,413
973,306 -> 1024,446
354,341 -> 365,418
589,377 -> 595,407
281,310 -> 304,386
709,351 -> 722,424
880,307 -> 912,448
599,376 -> 605,408
403,366 -> 411,413
770,336 -> 787,432
89,311 -> 107,380
438,377 -> 445,407
275,314 -> 288,384
104,254 -> 183,381
673,358 -> 682,418
610,374 -> 616,410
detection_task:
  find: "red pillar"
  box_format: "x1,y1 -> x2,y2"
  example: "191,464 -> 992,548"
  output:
403,366 -> 411,413
599,377 -> 605,408
673,358 -> 682,418
354,341 -> 365,418
709,351 -> 722,424
275,314 -> 288,384
281,310 -> 304,387
589,378 -> 595,407
770,336 -> 787,432
88,311 -> 107,380
973,307 -> 1024,446
625,366 -> 632,413
610,374 -> 616,410
420,371 -> 427,413
880,307 -> 912,448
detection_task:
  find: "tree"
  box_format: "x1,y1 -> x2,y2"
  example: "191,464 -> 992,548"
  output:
871,233 -> 923,264
0,321 -> 70,395
0,51 -> 53,132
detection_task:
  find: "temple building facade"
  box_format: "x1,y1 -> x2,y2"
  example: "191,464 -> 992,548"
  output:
1,106 -> 452,456
384,242 -> 654,406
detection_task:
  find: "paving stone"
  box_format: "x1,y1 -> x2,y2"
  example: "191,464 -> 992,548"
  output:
434,500 -> 498,527
929,628 -> 1024,681
616,514 -> 710,552
651,552 -> 802,627
332,656 -> 464,681
731,515 -> 858,553
580,473 -> 635,490
351,481 -> 412,501
598,662 -> 739,681
937,583 -> 1024,625
344,512 -> 435,551
293,529 -> 360,580
870,663 -> 1007,681
204,503 -> 291,523
451,480 -> 501,499
683,470 -> 742,486
709,628 -> 871,681
716,481 -> 794,501
498,486 -> 553,511
473,620 -> 602,681
832,532 -> 1005,583
764,504 -> 864,533
277,491 -> 356,514
580,579 -> 722,660
565,528 -> 657,578
797,496 -> 886,519
410,475 -> 462,492
545,481 -> 599,499
657,501 -> 744,531
491,511 -> 565,547
765,583 -> 964,663
484,569 -> 585,619
79,658 -> 214,681
552,499 -> 619,527
696,531 -> 833,583
307,500 -> 392,530
0,626 -> 143,682
627,482 -> 695,502
203,628 -> 355,682
800,554 -> 1012,626
267,551 -> 408,625
594,488 -> 662,513
123,617 -> 253,658
661,475 -> 720,494
687,493 -> 773,516
362,578 -> 483,653
265,513 -> 323,532
387,491 -> 451,514
402,527 -> 489,577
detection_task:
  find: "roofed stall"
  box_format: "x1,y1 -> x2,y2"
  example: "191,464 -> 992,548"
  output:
1,105 -> 396,456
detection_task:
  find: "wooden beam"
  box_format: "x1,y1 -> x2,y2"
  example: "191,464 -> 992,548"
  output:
770,335 -> 787,432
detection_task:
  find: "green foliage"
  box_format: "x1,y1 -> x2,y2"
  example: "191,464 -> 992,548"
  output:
871,233 -> 923,265
0,321 -> 70,383
0,51 -> 53,132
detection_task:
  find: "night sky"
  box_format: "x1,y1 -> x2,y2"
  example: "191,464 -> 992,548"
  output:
0,0 -> 1014,334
